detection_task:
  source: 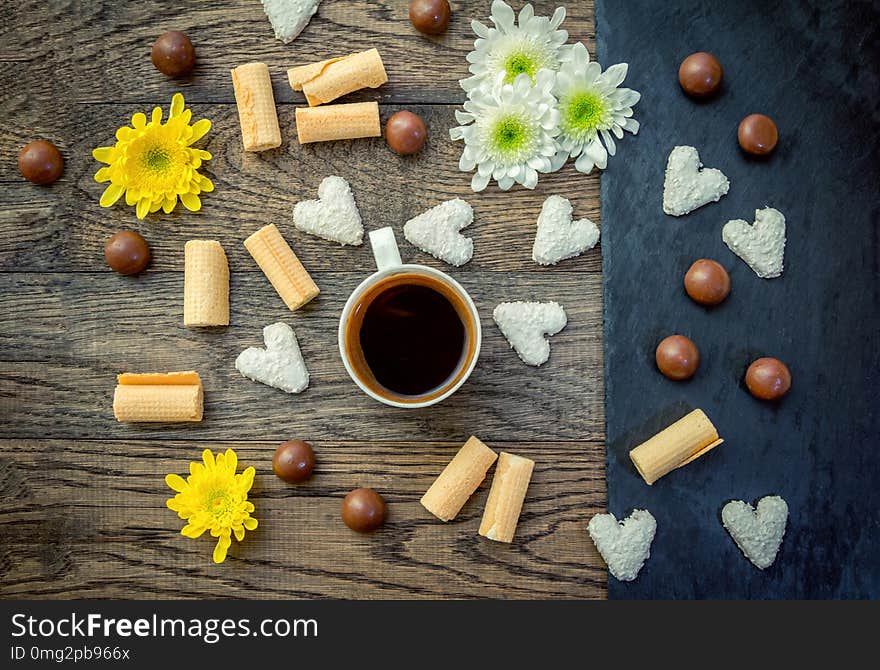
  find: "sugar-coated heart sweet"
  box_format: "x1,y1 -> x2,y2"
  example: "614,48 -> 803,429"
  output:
403,198 -> 474,266
293,175 -> 364,246
721,495 -> 788,569
493,301 -> 567,366
587,509 -> 657,582
235,322 -> 309,394
722,207 -> 786,279
261,0 -> 321,43
663,145 -> 729,216
532,195 -> 600,265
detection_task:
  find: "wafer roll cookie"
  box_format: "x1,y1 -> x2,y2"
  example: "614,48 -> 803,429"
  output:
288,48 -> 388,106
113,371 -> 203,422
244,224 -> 319,311
295,102 -> 380,144
629,409 -> 724,485
421,436 -> 498,521
479,452 -> 535,543
231,62 -> 282,151
184,240 -> 229,327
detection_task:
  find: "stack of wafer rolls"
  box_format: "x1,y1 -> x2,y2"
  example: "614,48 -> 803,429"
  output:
288,48 -> 388,106
184,240 -> 229,327
113,371 -> 203,422
231,62 -> 282,152
244,223 -> 319,311
295,101 -> 380,144
479,452 -> 535,543
629,409 -> 724,485
421,436 -> 498,521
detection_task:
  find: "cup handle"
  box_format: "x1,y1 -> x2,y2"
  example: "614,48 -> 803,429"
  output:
369,227 -> 402,272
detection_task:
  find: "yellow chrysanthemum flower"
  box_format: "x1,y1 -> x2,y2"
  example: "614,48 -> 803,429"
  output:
165,448 -> 258,564
93,92 -> 213,219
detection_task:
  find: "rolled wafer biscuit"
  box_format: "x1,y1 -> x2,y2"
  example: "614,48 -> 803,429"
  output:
113,371 -> 203,422
231,62 -> 282,152
295,101 -> 380,144
184,240 -> 229,327
244,224 -> 319,311
629,409 -> 724,485
421,436 -> 498,522
478,452 -> 535,543
288,48 -> 388,106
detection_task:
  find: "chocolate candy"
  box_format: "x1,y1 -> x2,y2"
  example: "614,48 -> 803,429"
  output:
18,140 -> 64,185
105,231 -> 151,275
655,335 -> 700,381
745,357 -> 791,400
341,488 -> 386,533
684,259 -> 731,306
409,0 -> 451,35
738,114 -> 778,156
385,110 -> 427,155
273,440 -> 315,483
151,31 -> 195,77
678,52 -> 723,98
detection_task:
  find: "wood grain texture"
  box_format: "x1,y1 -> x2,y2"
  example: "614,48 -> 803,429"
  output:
0,272 -> 603,441
0,0 -> 606,599
0,103 -> 600,272
0,439 -> 606,599
0,1 -> 595,105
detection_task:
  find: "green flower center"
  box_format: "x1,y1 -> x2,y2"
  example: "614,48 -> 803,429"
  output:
143,146 -> 171,172
563,91 -> 608,133
491,116 -> 528,153
504,52 -> 537,83
207,490 -> 231,517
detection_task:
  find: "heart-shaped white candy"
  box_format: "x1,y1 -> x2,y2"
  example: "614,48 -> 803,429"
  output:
588,509 -> 657,582
532,195 -> 600,266
663,145 -> 730,216
722,207 -> 786,279
721,495 -> 788,569
293,176 -> 363,246
261,0 -> 321,43
235,322 -> 309,394
493,301 -> 567,366
403,199 -> 474,266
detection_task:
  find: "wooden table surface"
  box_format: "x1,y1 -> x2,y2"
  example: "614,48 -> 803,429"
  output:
0,0 -> 605,599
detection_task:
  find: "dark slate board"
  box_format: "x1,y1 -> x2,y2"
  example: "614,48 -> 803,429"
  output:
596,0 -> 880,598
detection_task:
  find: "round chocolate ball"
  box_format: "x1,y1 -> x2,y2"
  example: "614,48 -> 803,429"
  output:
341,488 -> 387,533
655,335 -> 700,381
385,110 -> 428,155
745,357 -> 791,400
738,114 -> 778,156
151,31 -> 195,77
104,231 -> 151,275
678,52 -> 723,98
18,140 -> 64,185
684,259 -> 731,306
273,440 -> 315,483
409,0 -> 451,35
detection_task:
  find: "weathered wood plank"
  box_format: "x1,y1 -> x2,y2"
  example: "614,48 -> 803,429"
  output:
0,439 -> 606,599
0,1 -> 595,105
0,272 -> 604,441
0,103 -> 600,272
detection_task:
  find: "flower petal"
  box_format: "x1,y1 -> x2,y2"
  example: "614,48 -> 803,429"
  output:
99,183 -> 125,207
233,525 -> 245,542
131,112 -> 146,129
179,192 -> 201,212
92,146 -> 117,163
202,449 -> 215,469
243,517 -> 258,531
238,466 -> 255,492
187,119 -> 211,145
94,167 -> 111,183
213,533 -> 232,563
170,93 -> 185,117
165,473 -> 188,493
135,198 -> 150,220
182,523 -> 207,538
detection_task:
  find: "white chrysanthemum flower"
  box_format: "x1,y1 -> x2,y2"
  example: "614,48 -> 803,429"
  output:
450,71 -> 560,192
461,0 -> 573,93
550,42 -> 641,174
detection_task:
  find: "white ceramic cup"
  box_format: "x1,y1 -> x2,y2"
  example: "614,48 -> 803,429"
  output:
338,227 -> 482,408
